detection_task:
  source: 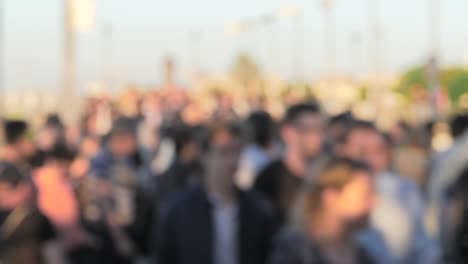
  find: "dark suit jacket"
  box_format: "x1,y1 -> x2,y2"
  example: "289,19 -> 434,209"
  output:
156,187 -> 276,264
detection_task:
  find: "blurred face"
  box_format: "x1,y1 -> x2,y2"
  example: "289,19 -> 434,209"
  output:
362,133 -> 390,173
284,114 -> 324,159
66,125 -> 82,147
37,127 -> 59,151
325,171 -> 375,231
81,137 -> 100,158
204,129 -> 242,190
339,129 -> 390,173
181,141 -> 199,163
110,133 -> 137,157
0,182 -> 31,209
16,136 -> 36,160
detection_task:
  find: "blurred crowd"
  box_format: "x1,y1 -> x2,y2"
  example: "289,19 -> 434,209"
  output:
0,85 -> 468,264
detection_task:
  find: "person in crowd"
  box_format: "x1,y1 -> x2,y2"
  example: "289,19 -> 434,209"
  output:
324,111 -> 354,155
212,93 -> 239,121
444,165 -> 468,263
78,117 -> 153,264
33,118 -> 67,169
69,135 -> 101,181
156,122 -> 276,264
1,120 -> 36,171
254,102 -> 325,225
427,112 -> 468,245
0,161 -> 64,264
155,125 -> 202,205
45,114 -> 66,142
336,121 -> 439,264
32,144 -> 95,256
236,111 -> 276,190
268,157 -> 376,264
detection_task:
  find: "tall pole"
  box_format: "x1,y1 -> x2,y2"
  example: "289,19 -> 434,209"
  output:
101,24 -> 113,93
368,0 -> 380,80
189,30 -> 201,77
349,32 -> 362,78
430,0 -> 440,57
293,10 -> 305,81
63,0 -> 75,121
323,0 -> 336,77
0,0 -> 4,118
428,0 -> 440,119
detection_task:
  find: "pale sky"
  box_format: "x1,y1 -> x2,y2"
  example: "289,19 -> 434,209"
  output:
3,0 -> 468,93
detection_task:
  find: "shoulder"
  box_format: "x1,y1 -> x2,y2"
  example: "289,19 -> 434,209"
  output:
269,229 -> 316,264
265,159 -> 285,171
241,190 -> 275,215
257,160 -> 284,180
24,209 -> 57,242
357,245 -> 378,264
161,187 -> 206,217
275,229 -> 307,245
397,175 -> 422,200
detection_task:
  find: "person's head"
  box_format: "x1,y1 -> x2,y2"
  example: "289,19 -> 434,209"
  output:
0,162 -> 32,209
202,122 -> 244,194
246,111 -> 275,149
3,120 -> 35,161
108,118 -> 137,157
172,126 -> 199,163
282,102 -> 324,159
45,113 -> 64,132
336,121 -> 392,173
298,157 -> 374,239
43,143 -> 76,177
451,113 -> 468,139
327,111 -> 354,144
37,125 -> 61,152
80,136 -> 100,159
389,121 -> 411,146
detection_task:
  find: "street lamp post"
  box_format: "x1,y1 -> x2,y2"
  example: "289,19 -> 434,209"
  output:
322,0 -> 336,77
101,24 -> 113,92
368,0 -> 380,79
293,9 -> 305,81
0,0 -> 4,117
63,0 -> 76,121
428,0 -> 440,119
189,30 -> 202,78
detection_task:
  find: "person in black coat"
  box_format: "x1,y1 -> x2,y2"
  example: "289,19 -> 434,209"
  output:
156,122 -> 276,264
268,158 -> 376,264
254,102 -> 325,225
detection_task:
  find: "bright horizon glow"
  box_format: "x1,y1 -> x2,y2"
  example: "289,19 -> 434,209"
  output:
3,0 -> 468,92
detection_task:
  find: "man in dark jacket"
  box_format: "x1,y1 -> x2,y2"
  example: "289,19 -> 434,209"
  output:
156,122 -> 276,264
254,102 -> 325,225
76,118 -> 152,264
0,162 -> 62,264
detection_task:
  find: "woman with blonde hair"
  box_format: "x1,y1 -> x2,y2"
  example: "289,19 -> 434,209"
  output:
269,157 -> 376,264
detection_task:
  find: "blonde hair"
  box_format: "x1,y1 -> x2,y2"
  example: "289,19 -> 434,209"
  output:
290,157 -> 370,230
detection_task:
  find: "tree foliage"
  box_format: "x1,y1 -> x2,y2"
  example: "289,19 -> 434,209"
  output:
397,66 -> 468,104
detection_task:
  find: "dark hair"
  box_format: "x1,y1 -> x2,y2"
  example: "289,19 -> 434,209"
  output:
246,111 -> 274,148
338,120 -> 377,145
3,120 -> 28,144
46,113 -> 64,130
172,126 -> 197,156
44,143 -> 76,163
202,121 -> 243,153
329,111 -> 354,127
111,117 -> 138,137
451,113 -> 468,138
283,102 -> 321,125
0,162 -> 27,186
